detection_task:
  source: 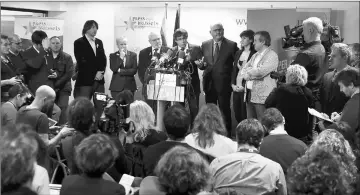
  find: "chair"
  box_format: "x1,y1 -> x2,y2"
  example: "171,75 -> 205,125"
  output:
50,145 -> 70,184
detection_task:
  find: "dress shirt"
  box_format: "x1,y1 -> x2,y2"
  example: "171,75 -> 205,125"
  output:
85,34 -> 96,56
120,50 -> 127,67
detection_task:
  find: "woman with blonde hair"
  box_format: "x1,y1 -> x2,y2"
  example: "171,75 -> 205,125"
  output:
185,103 -> 237,157
265,64 -> 315,144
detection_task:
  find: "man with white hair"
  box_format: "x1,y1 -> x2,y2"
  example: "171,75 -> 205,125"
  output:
138,32 -> 169,111
7,34 -> 27,76
292,17 -> 326,111
109,36 -> 137,98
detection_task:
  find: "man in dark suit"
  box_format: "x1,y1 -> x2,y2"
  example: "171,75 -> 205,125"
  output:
73,20 -> 107,122
320,43 -> 350,117
45,36 -> 74,125
199,23 -> 238,135
138,32 -> 169,110
169,28 -> 202,124
109,36 -> 137,98
7,34 -> 27,77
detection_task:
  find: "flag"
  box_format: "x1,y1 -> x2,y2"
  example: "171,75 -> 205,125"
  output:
173,5 -> 181,47
160,4 -> 168,47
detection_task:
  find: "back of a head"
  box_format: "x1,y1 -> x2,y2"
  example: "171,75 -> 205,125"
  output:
261,108 -> 284,132
236,119 -> 264,148
287,147 -> 352,195
303,17 -> 324,34
8,84 -> 27,99
163,104 -> 190,140
31,30 -> 47,45
75,134 -> 118,178
67,97 -> 95,134
116,89 -> 134,105
0,125 -> 38,193
154,145 -> 210,195
286,64 -> 308,86
35,85 -> 56,100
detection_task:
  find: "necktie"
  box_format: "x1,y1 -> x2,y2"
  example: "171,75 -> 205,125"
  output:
214,43 -> 220,62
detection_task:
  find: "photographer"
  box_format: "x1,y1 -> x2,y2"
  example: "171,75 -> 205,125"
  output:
61,97 -> 129,182
1,84 -> 29,126
291,17 -> 326,111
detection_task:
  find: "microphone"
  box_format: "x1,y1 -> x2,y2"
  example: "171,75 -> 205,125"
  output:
177,50 -> 186,67
149,56 -> 158,68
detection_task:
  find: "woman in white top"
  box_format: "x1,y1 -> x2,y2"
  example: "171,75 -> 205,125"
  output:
185,103 -> 237,157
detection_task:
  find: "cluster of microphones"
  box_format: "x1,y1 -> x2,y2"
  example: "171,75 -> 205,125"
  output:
150,48 -> 187,70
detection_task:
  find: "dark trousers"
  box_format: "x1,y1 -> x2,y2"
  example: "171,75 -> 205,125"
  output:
73,81 -> 105,123
180,92 -> 199,126
233,91 -> 247,124
55,91 -> 70,125
205,88 -> 232,137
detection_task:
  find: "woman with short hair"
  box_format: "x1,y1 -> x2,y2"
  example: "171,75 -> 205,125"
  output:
265,64 -> 315,144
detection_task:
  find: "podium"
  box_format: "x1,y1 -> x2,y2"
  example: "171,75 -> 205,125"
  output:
146,72 -> 185,131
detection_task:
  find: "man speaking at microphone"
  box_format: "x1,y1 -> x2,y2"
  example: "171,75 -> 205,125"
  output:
168,28 -> 202,124
138,32 -> 169,112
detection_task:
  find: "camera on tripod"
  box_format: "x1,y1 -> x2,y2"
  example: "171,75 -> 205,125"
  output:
95,92 -> 134,135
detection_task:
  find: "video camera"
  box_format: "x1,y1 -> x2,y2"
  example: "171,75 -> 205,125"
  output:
95,92 -> 134,135
282,21 -> 344,52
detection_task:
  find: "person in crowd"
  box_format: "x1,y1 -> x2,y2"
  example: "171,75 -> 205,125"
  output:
1,34 -> 22,101
138,32 -> 170,112
320,67 -> 360,133
185,103 -> 237,157
143,104 -> 214,177
141,145 -> 211,195
231,29 -> 257,124
291,17 -> 326,111
16,85 -> 74,149
120,100 -> 167,177
15,124 -> 50,195
287,147 -> 353,195
209,119 -> 286,195
45,36 -> 74,125
73,20 -> 107,124
0,125 -> 38,195
7,34 -> 26,76
61,97 -> 129,182
265,65 -> 314,143
60,134 -> 126,195
349,43 -> 359,68
109,36 -> 137,98
21,30 -> 61,121
320,43 -> 350,117
239,31 -> 279,120
1,84 -> 29,126
259,108 -> 307,175
308,129 -> 357,187
199,23 -> 238,136
168,28 -> 202,124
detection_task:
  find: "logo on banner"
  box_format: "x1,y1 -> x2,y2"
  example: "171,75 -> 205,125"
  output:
22,20 -> 62,33
236,19 -> 247,26
122,16 -> 160,31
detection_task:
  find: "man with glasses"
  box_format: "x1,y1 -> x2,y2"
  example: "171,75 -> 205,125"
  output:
138,32 -> 169,111
7,34 -> 27,76
45,36 -> 74,125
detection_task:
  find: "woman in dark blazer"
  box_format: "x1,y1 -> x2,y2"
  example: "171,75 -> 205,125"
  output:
109,37 -> 137,98
265,65 -> 315,144
231,30 -> 257,124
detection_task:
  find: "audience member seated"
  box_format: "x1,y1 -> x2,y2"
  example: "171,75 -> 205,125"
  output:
143,104 -> 215,177
349,43 -> 359,68
61,97 -> 129,182
209,119 -> 287,195
320,67 -> 360,133
259,108 -> 307,175
185,103 -> 237,157
60,134 -> 126,195
287,147 -> 353,195
265,64 -> 314,144
16,85 -> 74,149
120,100 -> 167,177
0,125 -> 39,195
140,145 -> 211,195
1,84 -> 28,126
308,129 -> 357,188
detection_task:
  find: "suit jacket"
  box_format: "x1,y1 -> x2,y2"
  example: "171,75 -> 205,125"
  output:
138,46 -> 169,84
240,48 -> 279,104
22,46 -> 51,93
320,69 -> 349,116
231,48 -> 257,86
60,175 -> 126,195
109,50 -> 137,92
45,51 -> 74,93
168,44 -> 202,95
73,36 -> 106,87
7,51 -> 27,78
200,38 -> 238,93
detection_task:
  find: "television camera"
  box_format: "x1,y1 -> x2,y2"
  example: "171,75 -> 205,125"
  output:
95,92 -> 134,135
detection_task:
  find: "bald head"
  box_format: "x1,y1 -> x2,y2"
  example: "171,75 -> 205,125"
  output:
148,32 -> 162,49
35,85 -> 56,100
